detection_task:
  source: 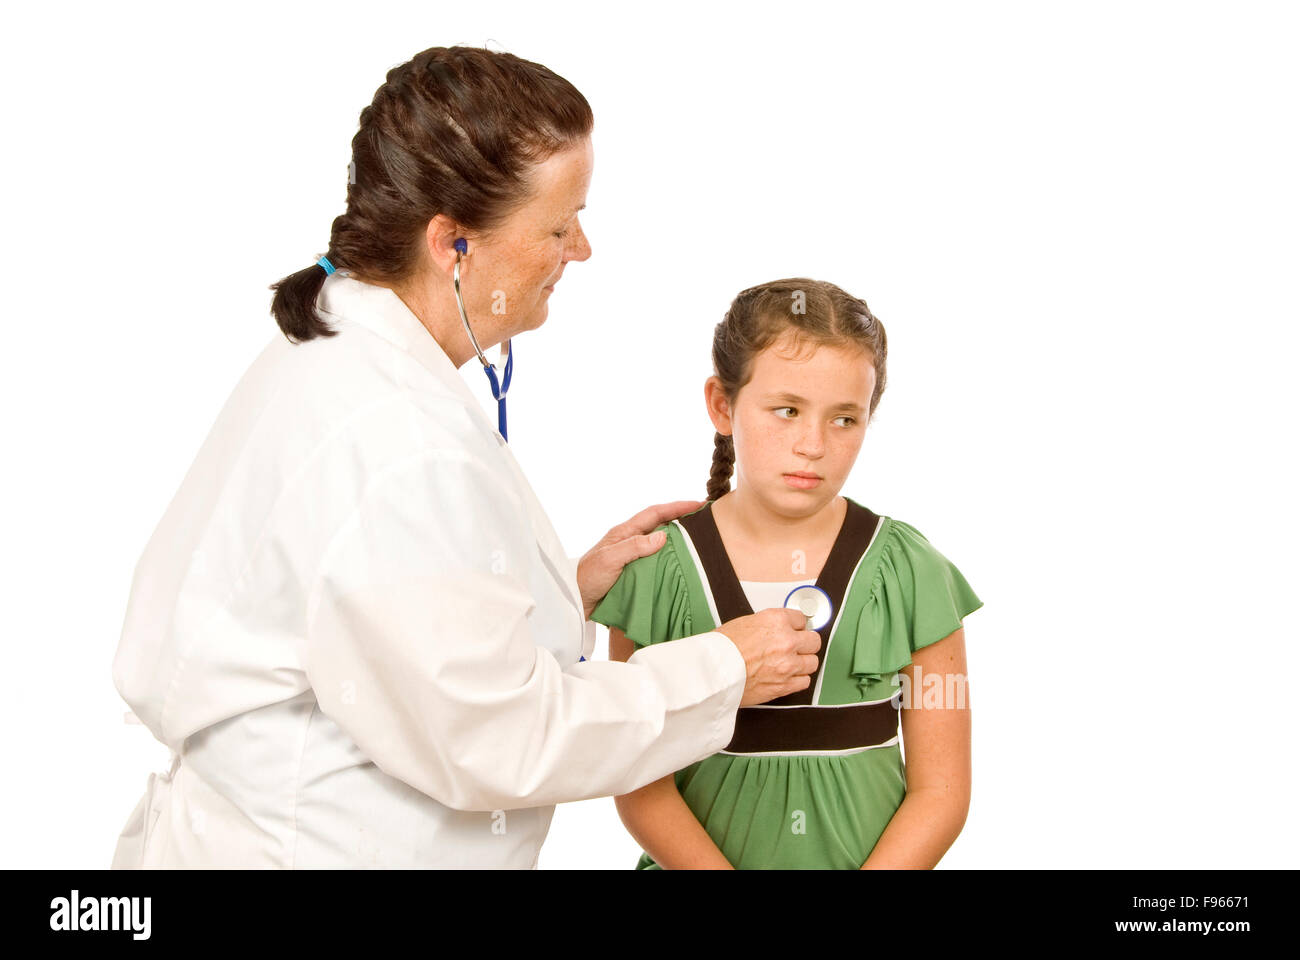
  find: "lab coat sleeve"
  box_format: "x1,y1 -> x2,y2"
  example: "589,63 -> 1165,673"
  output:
304,449 -> 747,812
565,553 -> 599,659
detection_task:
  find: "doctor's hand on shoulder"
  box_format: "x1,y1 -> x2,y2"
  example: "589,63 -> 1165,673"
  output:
578,499 -> 820,706
575,499 -> 702,619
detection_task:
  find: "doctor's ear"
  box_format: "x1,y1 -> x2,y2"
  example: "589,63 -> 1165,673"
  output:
425,215 -> 472,273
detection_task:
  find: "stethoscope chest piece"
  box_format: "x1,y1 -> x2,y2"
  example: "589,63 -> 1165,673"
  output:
784,584 -> 834,631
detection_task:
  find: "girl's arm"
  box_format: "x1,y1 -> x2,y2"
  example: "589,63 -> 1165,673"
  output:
608,625 -> 734,869
862,626 -> 972,869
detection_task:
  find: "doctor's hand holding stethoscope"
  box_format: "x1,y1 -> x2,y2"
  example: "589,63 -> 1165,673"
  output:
111,45 -> 818,869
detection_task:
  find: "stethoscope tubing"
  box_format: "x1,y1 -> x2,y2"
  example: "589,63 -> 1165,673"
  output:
454,247 -> 513,441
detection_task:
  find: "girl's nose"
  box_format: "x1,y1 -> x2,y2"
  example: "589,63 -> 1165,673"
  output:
793,423 -> 826,458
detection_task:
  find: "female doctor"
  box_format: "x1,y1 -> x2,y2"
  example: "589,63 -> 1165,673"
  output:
110,45 -> 817,868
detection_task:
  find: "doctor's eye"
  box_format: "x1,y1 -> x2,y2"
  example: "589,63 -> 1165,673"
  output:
834,416 -> 858,427
774,407 -> 797,419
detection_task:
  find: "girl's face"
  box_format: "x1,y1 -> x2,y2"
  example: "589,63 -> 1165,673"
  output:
706,332 -> 876,517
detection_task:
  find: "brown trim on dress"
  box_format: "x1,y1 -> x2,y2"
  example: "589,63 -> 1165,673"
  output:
680,497 -> 896,755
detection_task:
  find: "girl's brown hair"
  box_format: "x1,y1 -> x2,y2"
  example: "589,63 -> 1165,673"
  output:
707,278 -> 888,501
269,46 -> 593,343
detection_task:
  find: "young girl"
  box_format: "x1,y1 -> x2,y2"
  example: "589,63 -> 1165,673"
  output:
591,278 -> 982,869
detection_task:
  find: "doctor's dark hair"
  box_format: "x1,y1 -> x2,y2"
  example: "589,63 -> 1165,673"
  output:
707,278 -> 888,502
269,46 -> 594,343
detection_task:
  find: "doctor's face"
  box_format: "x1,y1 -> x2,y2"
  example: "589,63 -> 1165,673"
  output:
463,137 -> 593,340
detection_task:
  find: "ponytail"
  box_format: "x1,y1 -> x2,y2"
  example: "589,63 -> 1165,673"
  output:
269,258 -> 338,344
266,46 -> 592,346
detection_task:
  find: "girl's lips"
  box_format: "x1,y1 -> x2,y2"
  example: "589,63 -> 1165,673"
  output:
783,474 -> 822,489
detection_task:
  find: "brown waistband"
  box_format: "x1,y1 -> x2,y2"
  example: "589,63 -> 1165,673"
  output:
722,695 -> 900,756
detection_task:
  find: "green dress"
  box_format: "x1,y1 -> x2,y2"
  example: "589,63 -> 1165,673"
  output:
590,497 -> 982,870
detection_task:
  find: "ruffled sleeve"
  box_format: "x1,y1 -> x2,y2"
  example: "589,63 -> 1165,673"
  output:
590,524 -> 696,648
850,518 -> 983,688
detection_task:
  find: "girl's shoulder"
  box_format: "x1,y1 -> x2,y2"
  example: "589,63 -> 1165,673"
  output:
847,508 -> 984,656
588,517 -> 699,648
854,507 -> 967,578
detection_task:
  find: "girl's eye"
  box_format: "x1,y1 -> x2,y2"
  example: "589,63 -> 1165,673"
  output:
775,407 -> 856,427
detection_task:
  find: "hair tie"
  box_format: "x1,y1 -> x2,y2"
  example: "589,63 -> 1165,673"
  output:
317,256 -> 336,275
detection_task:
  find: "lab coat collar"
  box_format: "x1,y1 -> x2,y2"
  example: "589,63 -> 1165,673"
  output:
316,273 -> 494,432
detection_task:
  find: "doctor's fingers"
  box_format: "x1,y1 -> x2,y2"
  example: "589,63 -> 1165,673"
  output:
783,610 -> 824,656
773,647 -> 820,687
761,607 -> 822,656
597,530 -> 672,571
750,671 -> 812,705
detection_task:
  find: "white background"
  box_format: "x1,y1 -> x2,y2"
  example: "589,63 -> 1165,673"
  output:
2,0 -> 1296,868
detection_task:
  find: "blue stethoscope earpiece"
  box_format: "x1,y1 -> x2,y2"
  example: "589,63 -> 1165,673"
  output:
784,584 -> 834,631
451,236 -> 512,441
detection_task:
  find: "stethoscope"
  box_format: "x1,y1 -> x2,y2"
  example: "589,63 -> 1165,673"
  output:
453,237 -> 513,442
784,584 -> 834,631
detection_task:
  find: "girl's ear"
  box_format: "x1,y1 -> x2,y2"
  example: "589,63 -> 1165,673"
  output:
704,376 -> 734,435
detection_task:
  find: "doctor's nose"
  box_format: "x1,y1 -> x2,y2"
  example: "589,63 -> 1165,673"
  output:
566,220 -> 592,262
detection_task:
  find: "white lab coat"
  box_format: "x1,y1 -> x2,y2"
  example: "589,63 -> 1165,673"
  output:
111,273 -> 746,868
